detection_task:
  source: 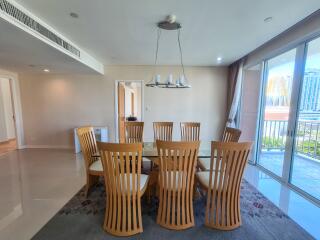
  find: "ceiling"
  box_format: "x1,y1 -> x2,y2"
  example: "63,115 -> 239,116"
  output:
1,0 -> 319,70
13,0 -> 320,66
0,18 -> 99,74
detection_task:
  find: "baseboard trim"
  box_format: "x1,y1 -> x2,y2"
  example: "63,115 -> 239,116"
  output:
24,145 -> 74,150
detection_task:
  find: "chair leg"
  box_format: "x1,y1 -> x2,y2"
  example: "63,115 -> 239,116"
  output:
147,186 -> 151,204
85,174 -> 99,197
193,179 -> 200,199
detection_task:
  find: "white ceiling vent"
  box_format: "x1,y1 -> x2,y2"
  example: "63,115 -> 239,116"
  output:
0,0 -> 80,57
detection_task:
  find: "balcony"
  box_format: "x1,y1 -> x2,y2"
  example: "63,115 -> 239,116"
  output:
259,120 -> 320,200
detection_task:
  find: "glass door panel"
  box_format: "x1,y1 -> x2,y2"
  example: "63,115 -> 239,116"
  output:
291,38 -> 320,199
258,49 -> 297,177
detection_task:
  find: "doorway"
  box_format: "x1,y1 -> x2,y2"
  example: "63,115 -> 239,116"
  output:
0,77 -> 17,155
115,80 -> 143,143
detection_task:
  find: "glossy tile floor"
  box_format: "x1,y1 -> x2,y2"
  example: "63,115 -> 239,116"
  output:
0,149 -> 85,240
244,165 -> 320,239
0,149 -> 319,239
259,151 -> 320,199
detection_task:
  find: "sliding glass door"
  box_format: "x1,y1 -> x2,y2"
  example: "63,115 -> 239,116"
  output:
291,37 -> 320,200
255,36 -> 320,202
258,49 -> 297,177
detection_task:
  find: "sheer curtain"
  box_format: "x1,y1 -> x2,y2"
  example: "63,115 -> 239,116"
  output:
226,59 -> 245,128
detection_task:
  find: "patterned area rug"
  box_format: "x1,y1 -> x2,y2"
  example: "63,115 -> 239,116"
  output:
32,180 -> 314,240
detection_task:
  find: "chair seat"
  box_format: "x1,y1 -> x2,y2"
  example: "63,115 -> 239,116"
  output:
159,171 -> 188,190
198,157 -> 220,171
198,158 -> 210,170
89,159 -> 103,172
196,171 -> 223,189
143,157 -> 152,162
120,174 -> 149,194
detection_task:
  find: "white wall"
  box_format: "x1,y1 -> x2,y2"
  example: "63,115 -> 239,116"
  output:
0,78 -> 16,142
0,82 -> 7,142
0,68 -> 24,148
240,67 -> 262,161
245,10 -> 320,68
124,85 -> 133,117
123,82 -> 142,119
19,65 -> 228,148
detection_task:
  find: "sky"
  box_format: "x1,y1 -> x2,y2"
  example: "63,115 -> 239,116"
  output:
269,52 -> 320,78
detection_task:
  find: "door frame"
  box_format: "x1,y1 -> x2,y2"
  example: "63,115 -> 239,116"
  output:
256,45 -> 305,181
282,43 -> 307,182
114,80 -> 144,142
0,73 -> 24,149
254,43 -> 320,206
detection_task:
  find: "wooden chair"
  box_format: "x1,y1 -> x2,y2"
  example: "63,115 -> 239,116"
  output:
222,127 -> 242,142
180,122 -> 200,141
198,127 -> 242,171
196,141 -> 252,230
125,122 -> 144,143
156,140 -> 200,230
153,122 -> 173,141
77,127 -> 103,197
97,142 -> 149,236
149,122 -> 174,169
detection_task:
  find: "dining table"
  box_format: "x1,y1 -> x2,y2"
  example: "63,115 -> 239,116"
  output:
93,141 -> 212,158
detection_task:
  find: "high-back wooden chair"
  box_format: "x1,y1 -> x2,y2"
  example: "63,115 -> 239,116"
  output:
180,122 -> 200,141
77,127 -> 103,196
222,127 -> 242,142
196,141 -> 252,230
97,142 -> 149,236
198,127 -> 242,171
153,122 -> 173,141
156,140 -> 200,230
125,122 -> 144,143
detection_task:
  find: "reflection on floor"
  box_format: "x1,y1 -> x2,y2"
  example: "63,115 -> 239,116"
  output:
0,139 -> 16,156
0,149 -> 319,240
0,149 -> 85,240
244,164 -> 320,239
259,151 -> 320,199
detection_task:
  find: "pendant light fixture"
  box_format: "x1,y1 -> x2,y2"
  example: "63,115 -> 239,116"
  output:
146,15 -> 191,89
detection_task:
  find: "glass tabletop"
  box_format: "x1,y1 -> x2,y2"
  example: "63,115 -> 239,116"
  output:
142,142 -> 211,158
92,141 -> 211,158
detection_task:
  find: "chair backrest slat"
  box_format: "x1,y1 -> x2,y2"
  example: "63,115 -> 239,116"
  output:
153,122 -> 173,141
180,122 -> 200,141
125,122 -> 144,143
156,140 -> 200,230
97,142 -> 144,236
222,127 -> 241,142
77,126 -> 98,170
205,141 -> 252,230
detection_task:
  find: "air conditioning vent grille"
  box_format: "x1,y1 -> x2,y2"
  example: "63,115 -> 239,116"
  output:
0,0 -> 80,57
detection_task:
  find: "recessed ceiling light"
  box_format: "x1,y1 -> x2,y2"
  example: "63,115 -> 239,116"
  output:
264,17 -> 273,23
70,12 -> 79,18
217,57 -> 222,62
43,69 -> 50,72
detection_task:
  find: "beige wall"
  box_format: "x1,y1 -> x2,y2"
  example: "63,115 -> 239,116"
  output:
19,65 -> 228,148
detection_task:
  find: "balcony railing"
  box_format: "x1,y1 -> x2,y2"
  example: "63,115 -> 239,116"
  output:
262,120 -> 320,159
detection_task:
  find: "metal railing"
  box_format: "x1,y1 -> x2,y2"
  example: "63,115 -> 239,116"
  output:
262,120 -> 320,159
